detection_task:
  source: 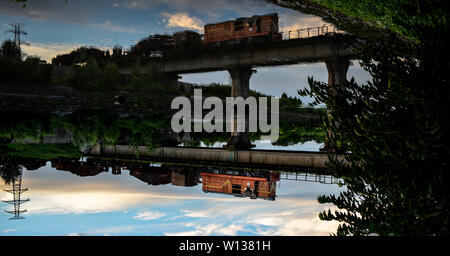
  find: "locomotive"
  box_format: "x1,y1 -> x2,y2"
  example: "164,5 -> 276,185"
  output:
173,13 -> 282,48
123,13 -> 282,60
203,13 -> 281,45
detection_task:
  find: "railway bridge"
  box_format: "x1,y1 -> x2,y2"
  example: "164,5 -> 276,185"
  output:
119,31 -> 357,91
88,144 -> 347,172
118,28 -> 359,149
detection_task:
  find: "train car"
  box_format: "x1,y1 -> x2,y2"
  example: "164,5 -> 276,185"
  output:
201,171 -> 279,200
203,13 -> 281,45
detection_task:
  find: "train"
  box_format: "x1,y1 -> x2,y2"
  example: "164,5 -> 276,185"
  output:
174,13 -> 282,47
51,13 -> 282,65
131,13 -> 282,57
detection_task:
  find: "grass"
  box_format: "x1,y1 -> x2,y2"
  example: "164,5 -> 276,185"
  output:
1,143 -> 82,159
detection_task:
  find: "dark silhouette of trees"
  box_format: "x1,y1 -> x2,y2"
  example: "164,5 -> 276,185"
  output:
129,34 -> 174,58
52,47 -> 109,66
52,46 -> 111,66
1,39 -> 20,58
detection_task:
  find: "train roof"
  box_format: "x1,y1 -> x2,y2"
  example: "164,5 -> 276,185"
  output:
204,13 -> 278,27
202,189 -> 276,201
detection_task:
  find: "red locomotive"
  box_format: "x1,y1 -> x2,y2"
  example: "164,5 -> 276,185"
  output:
171,13 -> 281,49
203,13 -> 281,45
123,13 -> 282,59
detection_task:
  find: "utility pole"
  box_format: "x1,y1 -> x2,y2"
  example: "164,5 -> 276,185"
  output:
2,167 -> 30,220
5,23 -> 29,58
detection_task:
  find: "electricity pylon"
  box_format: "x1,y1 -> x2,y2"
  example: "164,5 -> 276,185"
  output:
5,23 -> 29,58
2,167 -> 29,220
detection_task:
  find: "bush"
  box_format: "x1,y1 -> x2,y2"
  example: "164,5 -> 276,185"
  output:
0,56 -> 52,85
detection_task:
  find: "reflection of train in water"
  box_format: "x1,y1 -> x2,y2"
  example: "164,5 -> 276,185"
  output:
49,158 -> 279,200
201,169 -> 280,201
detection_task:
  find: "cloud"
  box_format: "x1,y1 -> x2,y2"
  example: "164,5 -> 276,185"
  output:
3,229 -> 17,233
163,223 -> 243,236
215,223 -> 245,235
164,223 -> 221,236
2,163 -> 344,236
21,43 -> 81,62
161,12 -> 204,32
23,192 -> 151,215
279,15 -> 331,33
82,225 -> 145,236
174,198 -> 341,236
88,20 -> 140,34
66,233 -> 82,236
180,209 -> 213,218
133,210 -> 166,220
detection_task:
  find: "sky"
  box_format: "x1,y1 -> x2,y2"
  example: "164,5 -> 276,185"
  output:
0,160 -> 344,236
0,0 -> 372,101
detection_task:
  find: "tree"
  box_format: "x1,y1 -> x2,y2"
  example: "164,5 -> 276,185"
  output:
299,30 -> 449,235
1,39 -> 20,58
0,161 -> 22,185
73,58 -> 103,89
102,62 -> 121,89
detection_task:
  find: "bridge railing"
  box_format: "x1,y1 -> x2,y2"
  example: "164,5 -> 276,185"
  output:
280,172 -> 342,184
280,25 -> 347,40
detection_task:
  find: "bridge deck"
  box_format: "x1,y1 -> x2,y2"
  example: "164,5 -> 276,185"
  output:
118,34 -> 357,74
89,145 -> 347,171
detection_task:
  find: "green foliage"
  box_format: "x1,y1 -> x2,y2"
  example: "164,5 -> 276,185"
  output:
0,112 -> 53,142
1,109 -> 174,158
299,30 -> 450,235
102,62 -> 121,89
280,92 -> 303,111
0,161 -> 22,185
196,83 -> 270,99
1,144 -> 82,159
274,120 -> 326,146
309,0 -> 449,42
128,61 -> 175,94
70,58 -> 103,90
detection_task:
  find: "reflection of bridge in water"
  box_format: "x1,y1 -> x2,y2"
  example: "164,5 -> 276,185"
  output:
84,144 -> 345,201
50,156 -> 340,201
89,144 -> 347,171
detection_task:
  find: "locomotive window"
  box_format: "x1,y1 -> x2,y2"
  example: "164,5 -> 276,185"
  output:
234,20 -> 244,31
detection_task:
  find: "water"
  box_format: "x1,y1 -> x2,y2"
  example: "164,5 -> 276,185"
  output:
183,140 -> 323,151
0,160 -> 342,236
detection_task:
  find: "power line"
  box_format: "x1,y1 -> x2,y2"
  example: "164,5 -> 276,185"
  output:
5,23 -> 29,58
2,167 -> 30,220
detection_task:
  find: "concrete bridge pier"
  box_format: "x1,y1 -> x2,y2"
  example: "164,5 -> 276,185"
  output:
229,66 -> 254,98
225,66 -> 256,150
322,58 -> 350,152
